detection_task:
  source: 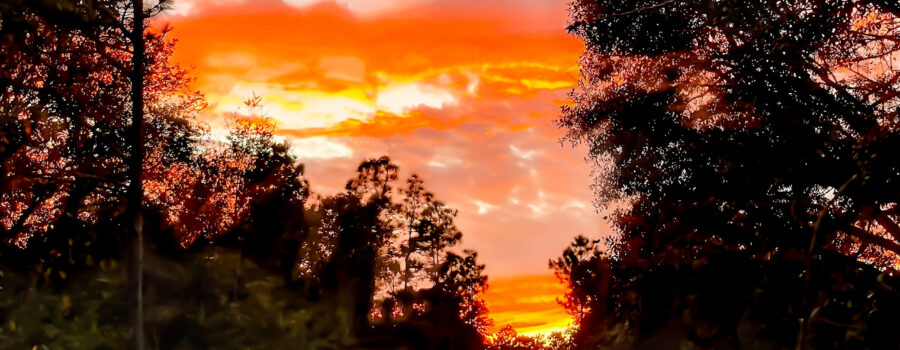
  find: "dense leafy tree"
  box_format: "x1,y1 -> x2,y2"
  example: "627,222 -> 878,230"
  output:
146,97 -> 302,249
0,0 -> 201,266
311,156 -> 399,334
0,2 -> 205,347
0,3 -> 495,349
558,0 -> 900,348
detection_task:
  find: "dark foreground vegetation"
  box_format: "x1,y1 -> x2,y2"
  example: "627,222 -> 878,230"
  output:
2,0 -> 900,349
549,0 -> 900,349
0,1 -> 489,348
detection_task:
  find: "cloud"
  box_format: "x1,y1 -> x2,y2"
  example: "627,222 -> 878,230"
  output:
211,82 -> 376,129
204,51 -> 258,69
294,0 -> 429,17
318,56 -> 366,82
376,82 -> 457,115
474,200 -> 497,215
160,0 -> 602,337
165,0 -> 574,24
277,110 -> 469,138
509,144 -> 539,160
287,136 -> 355,159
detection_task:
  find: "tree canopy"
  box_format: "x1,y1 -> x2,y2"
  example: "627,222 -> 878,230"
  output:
7,0 -> 900,349
0,4 -> 492,348
556,0 -> 900,348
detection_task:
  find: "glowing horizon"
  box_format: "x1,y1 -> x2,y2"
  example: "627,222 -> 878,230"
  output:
157,0 -> 604,337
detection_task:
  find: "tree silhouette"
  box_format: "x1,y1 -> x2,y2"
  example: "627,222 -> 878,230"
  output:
318,156 -> 399,333
419,199 -> 464,284
370,174 -> 469,323
436,250 -> 492,337
399,175 -> 432,294
372,174 -> 432,311
145,97 -> 301,249
549,235 -> 609,326
0,2 -> 204,347
486,326 -> 541,350
559,0 -> 900,348
1,3 -> 500,349
0,0 -> 201,264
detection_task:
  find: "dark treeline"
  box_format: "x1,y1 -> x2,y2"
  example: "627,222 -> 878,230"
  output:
549,0 -> 900,349
0,1 -> 489,349
3,0 -> 900,350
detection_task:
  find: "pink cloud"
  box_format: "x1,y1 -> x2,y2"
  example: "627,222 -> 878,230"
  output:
160,0 -> 604,335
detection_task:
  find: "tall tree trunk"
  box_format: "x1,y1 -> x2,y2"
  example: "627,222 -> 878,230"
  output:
403,211 -> 414,292
127,1 -> 145,349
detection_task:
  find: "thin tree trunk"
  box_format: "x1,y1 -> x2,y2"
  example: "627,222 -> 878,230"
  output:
403,210 -> 413,292
127,1 -> 145,349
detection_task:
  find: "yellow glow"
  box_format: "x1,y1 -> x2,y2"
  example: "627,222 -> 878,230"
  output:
484,275 -> 574,338
520,79 -> 574,90
212,82 -> 377,129
376,82 -> 458,114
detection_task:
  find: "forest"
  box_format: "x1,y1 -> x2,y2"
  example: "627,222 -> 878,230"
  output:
1,0 -> 900,349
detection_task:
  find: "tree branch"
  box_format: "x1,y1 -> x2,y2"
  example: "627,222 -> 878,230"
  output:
848,226 -> 900,256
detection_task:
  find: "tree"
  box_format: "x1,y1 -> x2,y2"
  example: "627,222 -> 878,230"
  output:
434,250 -> 492,336
0,2 -> 201,348
293,160 -> 492,346
418,199 -> 463,284
399,175 -> 432,293
0,1 -> 131,248
363,248 -> 489,349
549,235 -> 609,325
145,96 -> 301,249
0,0 -> 202,263
486,326 -> 540,350
316,156 -> 399,334
559,0 -> 900,348
370,175 -> 431,310
371,174 -> 466,322
2,4 -> 498,348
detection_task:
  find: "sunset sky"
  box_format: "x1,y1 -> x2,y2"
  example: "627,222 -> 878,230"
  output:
157,0 -> 605,336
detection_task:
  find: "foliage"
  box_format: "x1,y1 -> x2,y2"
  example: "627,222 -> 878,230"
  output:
0,0 -> 203,259
372,174 -> 470,325
0,245 -> 351,349
548,235 -> 609,325
436,250 -> 493,336
557,0 -> 900,348
485,326 -> 576,350
0,4 -> 493,348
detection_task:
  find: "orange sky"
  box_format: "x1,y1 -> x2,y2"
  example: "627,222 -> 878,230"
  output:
158,0 -> 602,336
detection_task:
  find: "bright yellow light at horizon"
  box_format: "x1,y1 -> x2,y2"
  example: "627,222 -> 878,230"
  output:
484,275 -> 575,337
